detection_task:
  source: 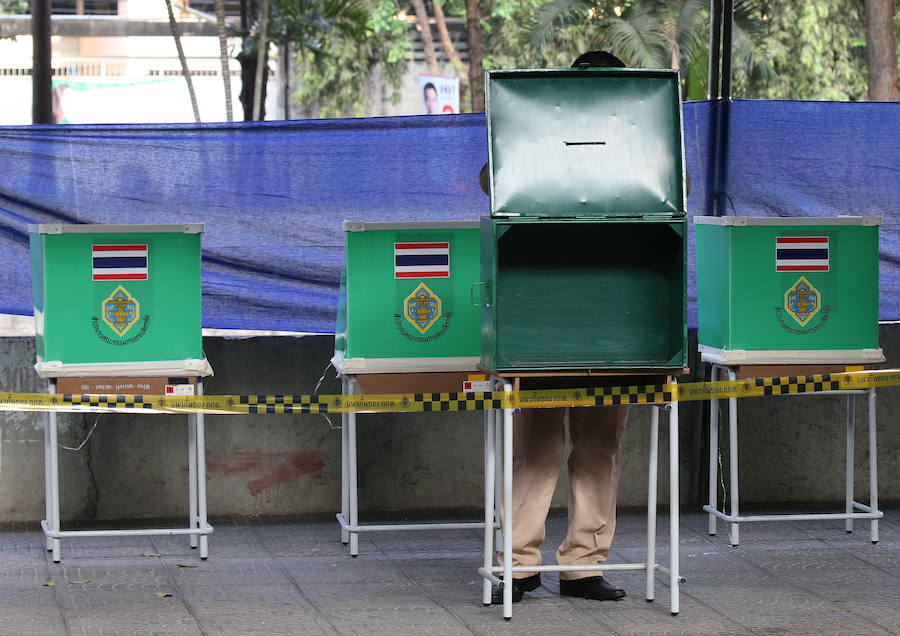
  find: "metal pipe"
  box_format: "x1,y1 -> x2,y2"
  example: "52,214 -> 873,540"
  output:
31,0 -> 53,124
704,508 -> 882,523
196,381 -> 209,559
720,0 -> 734,100
645,404 -> 659,602
490,563 -> 649,573
845,394 -> 855,532
707,0 -> 723,100
668,386 -> 680,615
483,407 -> 496,605
868,388 -> 879,543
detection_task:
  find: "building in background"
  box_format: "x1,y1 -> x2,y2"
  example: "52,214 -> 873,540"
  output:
0,0 -> 249,124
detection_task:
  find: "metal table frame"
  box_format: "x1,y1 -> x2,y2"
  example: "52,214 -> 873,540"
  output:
41,380 -> 213,563
704,363 -> 883,546
337,374 -> 489,556
479,376 -> 682,620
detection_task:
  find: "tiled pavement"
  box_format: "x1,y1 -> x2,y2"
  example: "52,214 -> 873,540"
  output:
1,508 -> 898,635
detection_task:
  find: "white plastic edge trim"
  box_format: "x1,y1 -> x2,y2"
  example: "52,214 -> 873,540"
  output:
343,220 -> 480,231
694,216 -> 882,227
332,354 -> 480,374
698,345 -> 885,365
34,358 -> 214,379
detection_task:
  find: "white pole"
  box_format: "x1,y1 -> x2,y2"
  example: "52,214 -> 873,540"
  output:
668,386 -> 680,616
502,380 -> 513,620
482,406 -> 496,605
867,388 -> 879,544
645,404 -> 659,601
727,368 -> 739,546
188,412 -> 199,549
845,394 -> 855,533
196,381 -> 209,560
708,364 -> 719,536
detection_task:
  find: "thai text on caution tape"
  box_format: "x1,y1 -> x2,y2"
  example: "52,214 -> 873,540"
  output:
0,370 -> 896,415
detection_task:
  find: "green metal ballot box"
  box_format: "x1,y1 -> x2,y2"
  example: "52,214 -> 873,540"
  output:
29,223 -> 212,378
478,67 -> 688,372
333,221 -> 481,374
695,216 -> 883,364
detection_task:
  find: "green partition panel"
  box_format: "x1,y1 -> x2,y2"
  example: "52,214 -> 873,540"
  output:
695,216 -> 883,364
480,218 -> 687,372
335,221 -> 481,373
30,224 -> 206,372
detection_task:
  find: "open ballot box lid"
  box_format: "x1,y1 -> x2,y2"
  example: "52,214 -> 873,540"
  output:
29,224 -> 212,379
485,67 -> 686,219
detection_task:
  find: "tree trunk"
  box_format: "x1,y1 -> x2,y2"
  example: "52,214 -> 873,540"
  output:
164,0 -> 201,122
864,0 -> 900,101
412,0 -> 440,75
252,0 -> 270,120
214,0 -> 233,121
465,0 -> 484,111
433,0 -> 469,111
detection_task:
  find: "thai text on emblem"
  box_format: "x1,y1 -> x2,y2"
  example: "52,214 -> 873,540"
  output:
101,285 -> 141,336
404,283 -> 442,334
784,276 -> 821,326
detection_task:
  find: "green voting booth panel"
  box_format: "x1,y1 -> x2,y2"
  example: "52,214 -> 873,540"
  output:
695,216 -> 883,364
334,221 -> 481,374
486,68 -> 686,219
479,218 -> 687,372
30,224 -> 211,378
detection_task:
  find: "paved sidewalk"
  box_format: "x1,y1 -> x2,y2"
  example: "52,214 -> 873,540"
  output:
0,509 -> 897,635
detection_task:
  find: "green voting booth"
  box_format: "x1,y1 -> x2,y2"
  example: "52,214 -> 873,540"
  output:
29,223 -> 212,378
478,67 -> 688,372
333,221 -> 481,374
695,216 -> 884,364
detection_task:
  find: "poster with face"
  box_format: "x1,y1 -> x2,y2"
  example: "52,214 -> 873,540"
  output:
418,75 -> 459,115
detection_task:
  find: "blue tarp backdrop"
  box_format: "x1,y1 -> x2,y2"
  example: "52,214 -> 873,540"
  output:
0,100 -> 897,333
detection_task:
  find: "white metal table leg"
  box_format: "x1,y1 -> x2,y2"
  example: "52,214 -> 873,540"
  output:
669,393 -> 680,615
188,412 -> 199,548
43,392 -> 53,553
727,368 -> 739,547
196,381 -> 209,560
708,365 -> 719,536
501,381 -> 514,620
845,394 -> 855,533
482,407 -> 496,606
340,376 -> 350,546
868,388 -> 879,544
48,391 -> 61,563
348,406 -> 359,557
494,408 -> 502,548
645,404 -> 659,602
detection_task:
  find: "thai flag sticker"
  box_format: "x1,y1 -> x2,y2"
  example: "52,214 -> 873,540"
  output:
394,242 -> 450,278
775,237 -> 829,272
92,244 -> 149,281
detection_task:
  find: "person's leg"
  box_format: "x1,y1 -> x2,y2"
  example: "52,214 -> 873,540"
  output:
501,406 -> 566,575
557,405 -> 628,584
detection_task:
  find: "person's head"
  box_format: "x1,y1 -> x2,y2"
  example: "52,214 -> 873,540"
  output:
423,82 -> 438,114
570,50 -> 625,69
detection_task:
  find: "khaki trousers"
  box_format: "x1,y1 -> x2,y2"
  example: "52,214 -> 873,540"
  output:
500,405 -> 628,581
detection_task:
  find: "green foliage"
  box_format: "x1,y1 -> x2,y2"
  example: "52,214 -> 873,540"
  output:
741,0 -> 868,100
293,0 -> 410,118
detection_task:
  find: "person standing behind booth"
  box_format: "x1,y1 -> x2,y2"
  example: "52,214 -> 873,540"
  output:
485,50 -> 631,605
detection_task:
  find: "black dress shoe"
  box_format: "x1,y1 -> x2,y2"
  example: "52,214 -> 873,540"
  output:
559,576 -> 626,601
490,573 -> 541,604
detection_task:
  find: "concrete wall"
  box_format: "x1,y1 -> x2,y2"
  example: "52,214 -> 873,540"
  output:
0,328 -> 898,523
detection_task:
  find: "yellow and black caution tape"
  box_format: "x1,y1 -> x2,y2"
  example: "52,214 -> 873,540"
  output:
0,369 -> 897,416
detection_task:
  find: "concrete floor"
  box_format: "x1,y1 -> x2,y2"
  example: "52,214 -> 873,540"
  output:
1,509 -> 898,635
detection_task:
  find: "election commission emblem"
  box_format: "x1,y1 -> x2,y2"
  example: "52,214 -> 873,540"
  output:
784,277 -> 821,326
101,285 -> 141,336
404,283 -> 442,334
